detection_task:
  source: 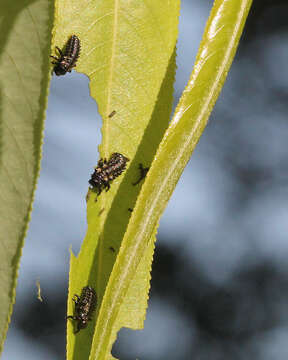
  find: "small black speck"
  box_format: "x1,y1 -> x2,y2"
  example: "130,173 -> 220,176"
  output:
98,208 -> 105,216
108,110 -> 116,118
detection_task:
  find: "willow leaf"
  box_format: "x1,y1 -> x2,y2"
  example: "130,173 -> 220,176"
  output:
52,1 -> 180,359
90,0 -> 253,359
0,0 -> 52,353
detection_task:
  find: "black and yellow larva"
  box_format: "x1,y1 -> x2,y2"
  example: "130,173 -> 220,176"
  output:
89,152 -> 129,196
51,35 -> 81,76
66,286 -> 97,333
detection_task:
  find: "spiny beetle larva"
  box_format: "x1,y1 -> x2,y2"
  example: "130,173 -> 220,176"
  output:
89,152 -> 129,196
51,35 -> 81,76
66,286 -> 97,333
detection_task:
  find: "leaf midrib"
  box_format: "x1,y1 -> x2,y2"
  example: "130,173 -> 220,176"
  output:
104,0 -> 119,153
96,0 -> 120,297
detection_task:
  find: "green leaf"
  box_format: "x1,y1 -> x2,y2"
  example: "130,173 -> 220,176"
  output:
88,51 -> 177,360
0,0 -> 53,353
89,0 -> 253,358
52,1 -> 180,359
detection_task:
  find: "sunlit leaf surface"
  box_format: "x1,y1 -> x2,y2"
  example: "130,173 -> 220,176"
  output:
90,0 -> 253,358
52,1 -> 180,359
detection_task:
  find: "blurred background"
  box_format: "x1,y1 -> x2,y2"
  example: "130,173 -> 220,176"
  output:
3,0 -> 288,359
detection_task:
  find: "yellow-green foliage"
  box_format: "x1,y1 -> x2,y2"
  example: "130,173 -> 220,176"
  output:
0,0 -> 53,353
0,0 -> 253,358
52,1 -> 180,359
